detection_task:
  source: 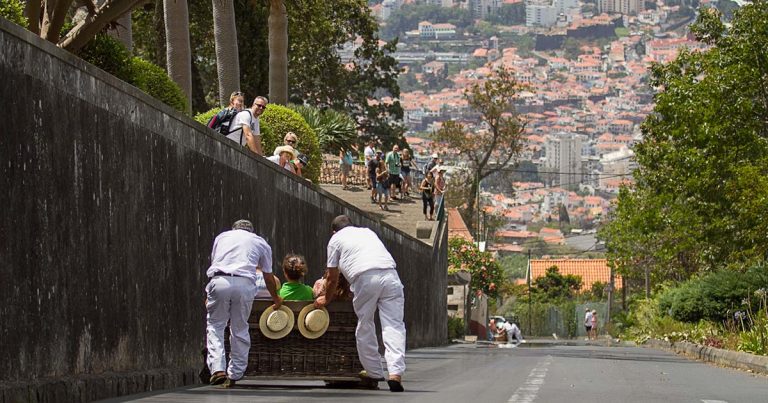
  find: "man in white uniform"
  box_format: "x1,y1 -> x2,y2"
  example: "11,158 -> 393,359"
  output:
228,96 -> 268,154
206,219 -> 282,387
496,320 -> 523,347
315,215 -> 406,392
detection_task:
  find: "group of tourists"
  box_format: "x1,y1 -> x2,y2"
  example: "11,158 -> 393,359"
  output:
204,216 -> 406,392
362,141 -> 447,220
207,91 -> 309,179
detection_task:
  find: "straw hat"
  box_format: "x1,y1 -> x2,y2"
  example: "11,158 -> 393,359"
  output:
259,305 -> 295,339
297,304 -> 330,339
273,145 -> 297,159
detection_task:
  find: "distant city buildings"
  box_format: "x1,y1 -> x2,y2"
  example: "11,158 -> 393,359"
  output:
405,21 -> 458,40
525,0 -> 579,28
597,0 -> 645,15
545,133 -> 583,190
470,0 -> 502,19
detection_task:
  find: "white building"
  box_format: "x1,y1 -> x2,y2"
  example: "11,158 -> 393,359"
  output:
545,132 -> 584,190
526,2 -> 559,27
470,0 -> 502,19
597,0 -> 644,15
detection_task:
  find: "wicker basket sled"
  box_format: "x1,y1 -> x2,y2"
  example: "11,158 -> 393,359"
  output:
222,300 -> 365,386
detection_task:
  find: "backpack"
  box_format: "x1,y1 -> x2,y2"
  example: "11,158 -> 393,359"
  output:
206,108 -> 240,136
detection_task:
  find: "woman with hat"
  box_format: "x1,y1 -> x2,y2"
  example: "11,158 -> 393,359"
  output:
268,145 -> 298,173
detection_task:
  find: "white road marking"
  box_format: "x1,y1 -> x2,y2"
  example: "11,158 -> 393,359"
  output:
701,400 -> 729,403
507,356 -> 553,403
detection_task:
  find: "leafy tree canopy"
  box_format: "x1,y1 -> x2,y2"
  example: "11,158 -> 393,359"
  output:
532,266 -> 582,302
600,3 -> 768,285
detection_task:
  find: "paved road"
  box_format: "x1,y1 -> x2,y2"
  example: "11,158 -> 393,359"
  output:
100,343 -> 767,403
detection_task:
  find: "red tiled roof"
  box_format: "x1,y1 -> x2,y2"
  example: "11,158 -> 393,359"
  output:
530,259 -> 623,290
448,208 -> 473,242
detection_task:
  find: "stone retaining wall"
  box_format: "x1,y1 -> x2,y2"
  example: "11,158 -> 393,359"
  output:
0,18 -> 447,402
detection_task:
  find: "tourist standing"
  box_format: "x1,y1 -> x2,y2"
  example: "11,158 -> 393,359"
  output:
229,96 -> 268,154
400,149 -> 413,197
205,220 -> 281,387
434,167 -> 446,209
385,145 -> 402,199
420,171 -> 435,220
315,215 -> 406,392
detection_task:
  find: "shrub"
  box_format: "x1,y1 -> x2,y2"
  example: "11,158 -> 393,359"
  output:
0,0 -> 26,26
78,34 -> 133,83
448,237 -> 505,298
258,104 -> 321,183
658,264 -> 768,323
130,57 -> 189,114
194,105 -> 321,182
447,316 -> 464,340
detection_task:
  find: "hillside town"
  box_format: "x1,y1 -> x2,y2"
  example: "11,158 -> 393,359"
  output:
359,0 -> 717,255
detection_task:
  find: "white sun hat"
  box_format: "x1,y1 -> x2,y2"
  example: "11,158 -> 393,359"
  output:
297,304 -> 330,339
259,305 -> 295,339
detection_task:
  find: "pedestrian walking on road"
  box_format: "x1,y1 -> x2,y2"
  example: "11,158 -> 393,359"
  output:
584,307 -> 593,340
205,220 -> 282,387
590,309 -> 598,340
315,215 -> 406,392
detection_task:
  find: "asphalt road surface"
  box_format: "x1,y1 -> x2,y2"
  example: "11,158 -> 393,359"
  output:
100,343 -> 767,403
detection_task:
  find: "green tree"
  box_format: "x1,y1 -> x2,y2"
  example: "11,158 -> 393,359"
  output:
432,67 -> 527,233
532,266 -> 582,302
601,3 -> 768,285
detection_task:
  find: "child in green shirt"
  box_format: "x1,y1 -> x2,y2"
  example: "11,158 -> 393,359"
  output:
278,254 -> 314,301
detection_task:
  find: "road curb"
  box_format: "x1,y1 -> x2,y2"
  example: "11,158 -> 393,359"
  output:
644,339 -> 768,376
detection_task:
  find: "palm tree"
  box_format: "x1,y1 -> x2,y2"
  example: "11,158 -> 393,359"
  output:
291,105 -> 357,154
268,0 -> 287,105
212,0 -> 240,107
163,0 -> 192,113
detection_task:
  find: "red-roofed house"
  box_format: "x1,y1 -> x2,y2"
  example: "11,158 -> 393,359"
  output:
530,259 -> 622,291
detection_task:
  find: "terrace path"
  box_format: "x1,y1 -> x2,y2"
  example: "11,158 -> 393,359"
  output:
319,184 -> 437,245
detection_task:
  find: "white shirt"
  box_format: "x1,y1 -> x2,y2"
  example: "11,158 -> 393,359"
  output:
364,146 -> 375,162
326,226 -> 396,283
501,322 -> 522,340
585,311 -> 593,326
207,229 -> 273,284
227,110 -> 259,146
267,155 -> 296,173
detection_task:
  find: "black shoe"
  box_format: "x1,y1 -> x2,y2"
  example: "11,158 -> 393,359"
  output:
358,370 -> 383,389
221,378 -> 236,388
387,379 -> 404,392
209,372 -> 227,385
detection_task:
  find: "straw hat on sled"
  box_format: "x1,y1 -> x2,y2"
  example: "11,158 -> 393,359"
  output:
297,304 -> 330,339
259,305 -> 295,339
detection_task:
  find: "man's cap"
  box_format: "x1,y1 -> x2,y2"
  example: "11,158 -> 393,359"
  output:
274,145 -> 297,159
431,153 -> 439,158
232,219 -> 254,232
259,305 -> 295,339
297,153 -> 309,166
297,305 -> 330,339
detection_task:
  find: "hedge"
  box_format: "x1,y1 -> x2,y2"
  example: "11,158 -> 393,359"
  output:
658,264 -> 768,323
130,57 -> 189,115
75,34 -> 188,114
0,0 -> 26,26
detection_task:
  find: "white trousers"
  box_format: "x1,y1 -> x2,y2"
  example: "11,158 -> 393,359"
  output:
351,269 -> 407,379
205,276 -> 257,380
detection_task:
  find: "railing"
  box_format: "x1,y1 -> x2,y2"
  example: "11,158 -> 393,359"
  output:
319,158 -> 369,186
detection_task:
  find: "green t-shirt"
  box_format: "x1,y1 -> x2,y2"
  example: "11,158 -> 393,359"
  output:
385,151 -> 401,175
278,281 -> 314,301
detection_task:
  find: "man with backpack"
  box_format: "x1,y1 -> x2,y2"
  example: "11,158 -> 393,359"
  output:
228,96 -> 268,155
207,91 -> 244,137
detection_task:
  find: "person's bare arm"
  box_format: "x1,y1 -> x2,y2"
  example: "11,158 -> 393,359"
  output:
243,125 -> 263,155
314,267 -> 339,308
263,272 -> 283,309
